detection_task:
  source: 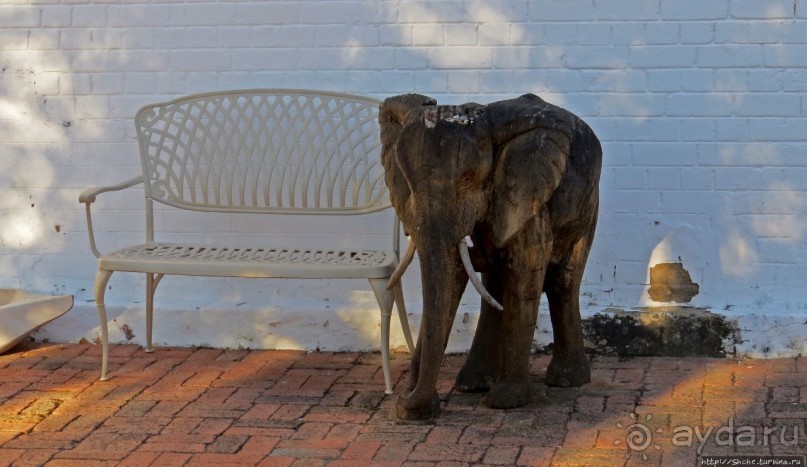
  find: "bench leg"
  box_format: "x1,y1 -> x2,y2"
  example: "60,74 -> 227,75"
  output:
94,269 -> 113,381
144,273 -> 164,353
369,278 -> 395,395
392,284 -> 415,353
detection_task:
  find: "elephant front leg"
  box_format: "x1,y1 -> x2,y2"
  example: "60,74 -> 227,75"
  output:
456,272 -> 503,393
397,260 -> 468,420
485,269 -> 542,409
485,226 -> 549,409
544,236 -> 593,387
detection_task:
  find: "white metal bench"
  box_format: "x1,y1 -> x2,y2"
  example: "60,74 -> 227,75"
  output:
79,89 -> 415,393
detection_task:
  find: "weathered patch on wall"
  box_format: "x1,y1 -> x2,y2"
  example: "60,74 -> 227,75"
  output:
647,262 -> 700,303
535,307 -> 740,358
584,308 -> 739,358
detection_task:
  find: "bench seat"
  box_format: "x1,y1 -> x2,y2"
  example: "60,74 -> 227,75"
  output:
100,243 -> 398,279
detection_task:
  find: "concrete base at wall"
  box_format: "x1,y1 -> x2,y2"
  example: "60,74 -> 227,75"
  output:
30,300 -> 807,359
535,307 -> 741,358
542,308 -> 807,359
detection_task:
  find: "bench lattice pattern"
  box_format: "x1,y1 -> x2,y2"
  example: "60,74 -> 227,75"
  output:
137,90 -> 388,213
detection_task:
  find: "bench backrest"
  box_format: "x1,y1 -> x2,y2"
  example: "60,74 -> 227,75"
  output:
135,90 -> 388,215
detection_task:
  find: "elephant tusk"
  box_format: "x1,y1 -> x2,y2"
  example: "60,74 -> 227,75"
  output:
459,236 -> 504,311
387,240 -> 416,290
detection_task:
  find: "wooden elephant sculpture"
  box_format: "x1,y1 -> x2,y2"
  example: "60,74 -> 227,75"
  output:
380,93 -> 602,420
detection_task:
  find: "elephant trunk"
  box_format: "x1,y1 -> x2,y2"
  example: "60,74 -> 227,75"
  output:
396,238 -> 463,420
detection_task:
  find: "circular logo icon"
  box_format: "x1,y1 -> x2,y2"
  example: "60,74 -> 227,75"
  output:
615,413 -> 663,460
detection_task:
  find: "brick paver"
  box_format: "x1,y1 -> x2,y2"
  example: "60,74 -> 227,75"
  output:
1,343 -> 806,465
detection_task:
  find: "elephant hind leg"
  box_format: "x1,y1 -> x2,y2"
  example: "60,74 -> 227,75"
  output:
544,233 -> 594,387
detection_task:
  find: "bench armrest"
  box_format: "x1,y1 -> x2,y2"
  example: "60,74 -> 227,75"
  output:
79,176 -> 144,204
79,176 -> 144,258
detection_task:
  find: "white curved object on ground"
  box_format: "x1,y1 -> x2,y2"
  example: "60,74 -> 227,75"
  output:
0,289 -> 73,354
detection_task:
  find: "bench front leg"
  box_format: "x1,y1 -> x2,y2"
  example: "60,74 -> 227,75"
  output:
94,269 -> 114,381
144,273 -> 165,353
369,278 -> 395,394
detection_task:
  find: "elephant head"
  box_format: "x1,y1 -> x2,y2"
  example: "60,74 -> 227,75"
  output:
380,93 -> 591,420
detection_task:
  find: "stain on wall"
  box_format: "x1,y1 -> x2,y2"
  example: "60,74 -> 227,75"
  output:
648,262 -> 700,303
533,307 -> 740,358
119,323 -> 135,341
581,308 -> 739,358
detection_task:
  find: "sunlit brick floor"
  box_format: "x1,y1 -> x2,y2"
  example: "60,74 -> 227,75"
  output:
1,343 -> 806,465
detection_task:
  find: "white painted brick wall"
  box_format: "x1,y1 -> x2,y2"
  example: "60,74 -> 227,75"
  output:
2,0 -> 806,354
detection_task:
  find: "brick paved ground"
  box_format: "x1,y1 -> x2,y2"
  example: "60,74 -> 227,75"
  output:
1,343 -> 806,466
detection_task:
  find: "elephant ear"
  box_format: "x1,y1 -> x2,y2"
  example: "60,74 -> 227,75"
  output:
378,94 -> 436,212
487,94 -> 574,247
